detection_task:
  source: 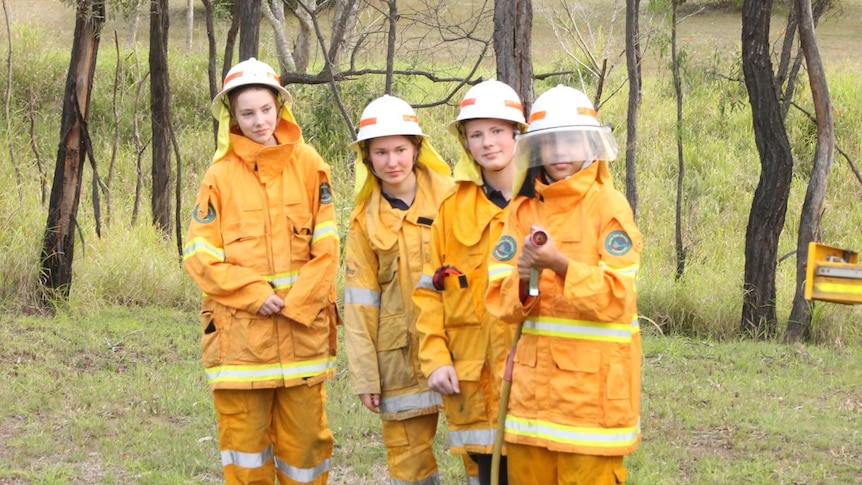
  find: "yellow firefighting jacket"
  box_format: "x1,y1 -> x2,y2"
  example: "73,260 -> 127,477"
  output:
485,162 -> 643,456
344,163 -> 453,420
413,179 -> 515,455
183,120 -> 340,391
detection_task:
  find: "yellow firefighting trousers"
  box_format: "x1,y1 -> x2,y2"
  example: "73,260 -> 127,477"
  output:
506,443 -> 626,485
381,412 -> 440,484
213,384 -> 333,485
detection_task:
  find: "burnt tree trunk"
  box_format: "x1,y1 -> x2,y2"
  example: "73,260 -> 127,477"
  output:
494,0 -> 533,113
624,0 -> 641,218
39,0 -> 104,309
239,0 -> 261,60
150,0 -> 172,234
740,0 -> 794,338
786,0 -> 834,343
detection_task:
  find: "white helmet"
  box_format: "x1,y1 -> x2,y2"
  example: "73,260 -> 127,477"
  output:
527,85 -> 601,131
211,57 -> 292,119
447,80 -> 527,137
352,95 -> 426,145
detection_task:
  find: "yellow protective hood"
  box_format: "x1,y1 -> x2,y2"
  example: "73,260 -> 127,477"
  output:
212,102 -> 303,163
452,140 -> 484,185
352,139 -> 451,203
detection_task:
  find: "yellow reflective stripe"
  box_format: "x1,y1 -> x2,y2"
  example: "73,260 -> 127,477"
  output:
522,316 -> 633,343
206,358 -> 335,384
267,272 -> 300,291
488,263 -> 514,282
312,220 -> 339,244
814,281 -> 862,296
182,237 -> 225,261
505,415 -> 640,449
599,261 -> 639,278
632,315 -> 640,334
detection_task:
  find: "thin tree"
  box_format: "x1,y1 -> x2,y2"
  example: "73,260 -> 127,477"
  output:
2,0 -> 21,201
624,0 -> 641,217
740,0 -> 794,338
786,0 -> 834,343
150,0 -> 172,234
39,0 -> 104,309
670,0 -> 687,279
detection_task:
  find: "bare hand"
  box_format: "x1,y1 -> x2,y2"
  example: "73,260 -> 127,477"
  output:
359,393 -> 380,413
258,294 -> 285,316
427,365 -> 460,395
517,226 -> 567,281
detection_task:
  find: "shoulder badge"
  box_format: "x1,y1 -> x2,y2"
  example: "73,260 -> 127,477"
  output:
320,182 -> 333,205
605,231 -> 633,256
492,235 -> 518,262
193,203 -> 216,224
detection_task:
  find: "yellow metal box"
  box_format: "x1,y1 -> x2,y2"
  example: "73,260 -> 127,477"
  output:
804,242 -> 862,305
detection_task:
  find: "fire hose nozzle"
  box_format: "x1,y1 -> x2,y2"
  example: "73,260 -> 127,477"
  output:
528,229 -> 548,297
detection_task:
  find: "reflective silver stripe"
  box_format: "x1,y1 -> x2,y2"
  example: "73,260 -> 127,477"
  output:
282,358 -> 336,380
448,428 -> 496,448
344,287 -> 381,307
505,415 -> 640,449
391,471 -> 441,485
416,274 -> 438,292
182,237 -> 225,261
379,391 -> 442,415
221,444 -> 273,469
632,316 -> 640,333
312,221 -> 339,244
522,317 -> 633,343
274,456 -> 330,483
599,261 -> 639,278
488,263 -> 513,282
468,476 -> 481,485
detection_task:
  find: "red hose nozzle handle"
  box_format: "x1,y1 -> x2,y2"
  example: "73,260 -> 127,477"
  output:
530,229 -> 548,247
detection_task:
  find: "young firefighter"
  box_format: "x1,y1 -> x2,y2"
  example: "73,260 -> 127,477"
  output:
343,95 -> 454,485
413,80 -> 527,485
183,58 -> 340,485
485,85 -> 643,485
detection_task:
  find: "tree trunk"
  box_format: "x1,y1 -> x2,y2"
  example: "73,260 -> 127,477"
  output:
786,0 -> 834,343
292,0 -> 315,74
671,0 -> 686,280
125,1 -> 141,49
239,0 -> 261,61
150,0 -> 172,234
262,0 -> 296,79
384,0 -> 397,94
328,0 -> 360,68
740,0 -> 794,338
624,0 -> 640,218
201,0 -> 218,147
186,0 -> 194,55
494,0 -> 534,113
39,0 -> 104,309
222,0 -> 240,79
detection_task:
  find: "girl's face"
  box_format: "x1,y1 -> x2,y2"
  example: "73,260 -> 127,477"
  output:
366,135 -> 419,189
462,118 -> 517,172
538,131 -> 587,181
231,87 -> 279,146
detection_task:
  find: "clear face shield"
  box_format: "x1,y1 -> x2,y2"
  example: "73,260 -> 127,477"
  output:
512,125 -> 618,193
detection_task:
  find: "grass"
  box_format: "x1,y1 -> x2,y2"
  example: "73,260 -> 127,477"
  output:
3,309 -> 862,483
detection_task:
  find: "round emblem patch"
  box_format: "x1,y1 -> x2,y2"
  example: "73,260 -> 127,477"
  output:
319,182 -> 333,205
492,236 -> 518,262
193,203 -> 216,224
605,231 -> 632,256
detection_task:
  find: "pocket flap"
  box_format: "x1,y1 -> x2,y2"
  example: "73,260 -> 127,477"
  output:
550,343 -> 600,373
453,359 -> 484,382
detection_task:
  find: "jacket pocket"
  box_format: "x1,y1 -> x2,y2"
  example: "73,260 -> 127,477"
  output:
441,265 -> 484,328
376,314 -> 416,391
217,306 -> 278,364
201,303 -> 221,368
378,253 -> 404,315
287,210 -> 313,265
549,342 -> 601,419
441,358 -> 488,426
222,218 -> 266,268
602,357 -> 634,427
291,305 -> 332,359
